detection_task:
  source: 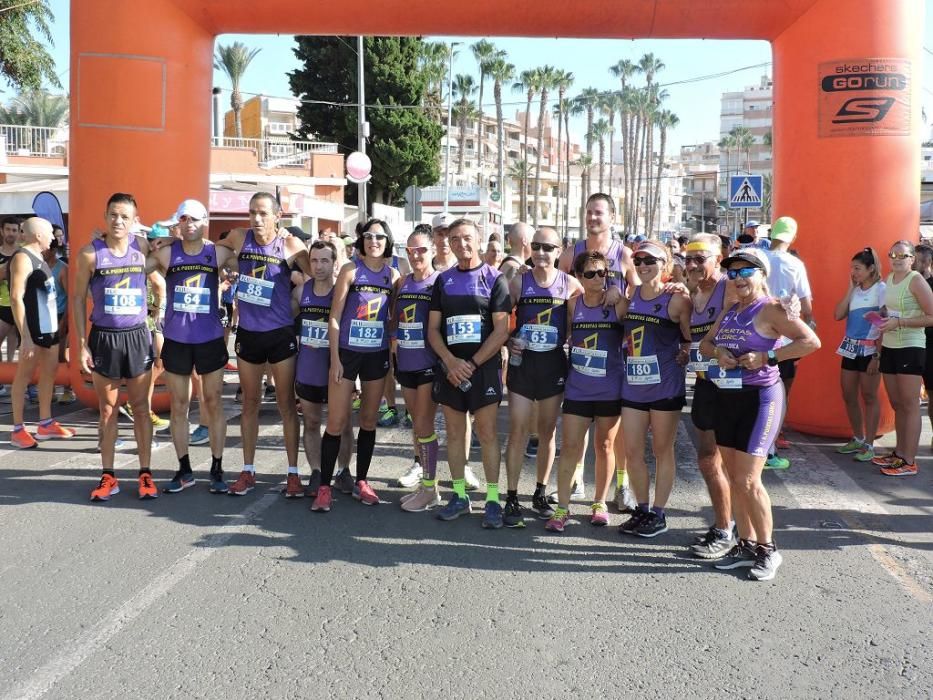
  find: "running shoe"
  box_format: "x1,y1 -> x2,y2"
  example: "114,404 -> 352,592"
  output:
90,473 -> 120,501
209,473 -> 229,494
163,471 -> 196,493
225,361 -> 238,372
618,510 -> 649,535
871,451 -> 899,466
26,385 -> 38,403
310,485 -> 332,512
263,385 -> 276,403
634,511 -> 668,538
524,436 -> 539,458
138,472 -> 158,500
354,479 -> 379,505
854,444 -> 875,462
531,492 -> 555,519
284,473 -> 304,498
377,406 -> 400,427
469,433 -> 480,451
334,468 -> 355,494
836,438 -> 864,454
351,395 -> 361,411
396,461 -> 423,488
590,502 -> 610,527
880,458 -> 918,477
58,388 -> 77,405
714,541 -> 758,570
763,454 -> 790,470
401,410 -> 413,429
10,428 -> 38,449
775,432 -> 790,450
234,387 -> 243,403
95,438 -> 127,453
118,402 -> 134,420
545,507 -> 569,533
503,497 -> 525,528
546,479 -> 586,505
401,485 -> 441,512
482,500 -> 504,529
229,470 -> 256,496
691,526 -> 737,560
307,469 -> 321,497
189,425 -> 210,446
748,545 -> 783,581
436,494 -> 472,521
36,420 -> 75,440
150,412 -> 171,432
463,465 -> 482,490
614,483 -> 637,513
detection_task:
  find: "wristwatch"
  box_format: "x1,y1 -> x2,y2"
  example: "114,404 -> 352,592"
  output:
767,350 -> 779,366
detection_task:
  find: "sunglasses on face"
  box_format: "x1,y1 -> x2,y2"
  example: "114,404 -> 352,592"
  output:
888,252 -> 913,260
406,245 -> 429,255
684,255 -> 711,265
363,233 -> 387,241
726,267 -> 759,280
530,241 -> 559,253
633,256 -> 659,267
581,269 -> 608,279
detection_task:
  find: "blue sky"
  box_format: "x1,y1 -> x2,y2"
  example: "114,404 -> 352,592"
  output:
36,0 -> 933,151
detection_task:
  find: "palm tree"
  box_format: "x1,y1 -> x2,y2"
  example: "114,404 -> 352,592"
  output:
488,59 -> 515,206
214,41 -> 261,138
471,40 -> 504,184
762,173 -> 773,222
532,65 -> 559,226
731,125 -> 754,173
565,99 -> 583,237
513,69 -> 541,220
452,74 -> 478,175
718,133 -> 737,232
601,91 -> 624,203
574,87 -> 602,197
419,42 -> 453,122
0,90 -> 68,127
610,59 -> 640,229
575,154 -> 594,235
508,160 -> 533,221
590,118 -> 612,193
552,70 -> 574,234
650,110 -> 679,236
629,87 -> 652,235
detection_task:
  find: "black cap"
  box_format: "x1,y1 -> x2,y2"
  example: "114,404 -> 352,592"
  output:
285,225 -> 311,242
721,249 -> 770,276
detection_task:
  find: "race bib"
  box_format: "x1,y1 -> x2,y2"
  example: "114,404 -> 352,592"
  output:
446,314 -> 482,345
398,321 -> 425,350
237,275 -> 274,307
104,287 -> 143,316
570,346 -> 607,378
626,354 -> 661,385
300,319 -> 329,348
172,285 -> 211,314
520,323 -> 559,352
710,365 -> 743,389
687,342 -> 708,373
836,336 -> 875,360
349,319 -> 384,348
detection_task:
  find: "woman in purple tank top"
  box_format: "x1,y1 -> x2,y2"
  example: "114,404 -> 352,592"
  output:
700,248 -> 820,581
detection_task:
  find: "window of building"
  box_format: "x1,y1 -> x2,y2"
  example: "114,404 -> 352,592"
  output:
268,122 -> 289,134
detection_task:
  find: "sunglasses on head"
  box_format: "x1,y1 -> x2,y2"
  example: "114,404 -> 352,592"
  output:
581,269 -> 608,279
362,232 -> 387,241
406,245 -> 429,255
684,255 -> 711,265
888,252 -> 913,260
633,256 -> 659,267
530,241 -> 559,253
726,267 -> 759,280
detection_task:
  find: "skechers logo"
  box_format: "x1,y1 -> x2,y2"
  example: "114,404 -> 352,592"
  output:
832,97 -> 895,124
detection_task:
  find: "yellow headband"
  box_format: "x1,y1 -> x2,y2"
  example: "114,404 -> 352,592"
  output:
685,242 -> 716,254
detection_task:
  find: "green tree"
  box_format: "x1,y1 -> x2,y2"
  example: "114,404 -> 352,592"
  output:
0,0 -> 59,91
214,41 -> 261,139
487,58 -> 515,205
601,91 -> 624,204
532,65 -> 559,226
552,70 -> 574,234
574,87 -> 602,201
610,58 -> 640,231
290,36 -> 442,206
513,69 -> 541,219
452,73 -> 477,175
650,109 -> 679,235
590,118 -> 611,194
0,89 -> 68,126
471,40 -> 504,184
419,42 -> 451,122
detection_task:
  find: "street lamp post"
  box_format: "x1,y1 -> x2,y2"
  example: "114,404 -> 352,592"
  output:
442,41 -> 460,215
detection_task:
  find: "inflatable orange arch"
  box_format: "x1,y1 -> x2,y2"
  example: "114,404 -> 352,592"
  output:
10,0 -> 921,435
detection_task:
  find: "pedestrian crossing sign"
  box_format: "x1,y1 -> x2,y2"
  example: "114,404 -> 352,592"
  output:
729,175 -> 763,208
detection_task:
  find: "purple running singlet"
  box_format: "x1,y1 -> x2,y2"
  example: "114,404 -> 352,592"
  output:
89,238 -> 147,328
396,271 -> 439,372
622,288 -> 686,403
712,297 -> 780,389
514,270 -> 571,352
163,239 -> 223,344
295,280 -> 333,387
338,258 -> 393,353
566,298 -> 624,402
572,238 -> 627,291
236,230 -> 293,332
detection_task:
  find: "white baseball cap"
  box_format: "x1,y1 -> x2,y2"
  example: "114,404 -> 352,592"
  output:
169,199 -> 208,224
431,213 -> 450,229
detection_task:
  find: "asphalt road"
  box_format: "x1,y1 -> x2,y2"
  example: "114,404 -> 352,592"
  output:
0,376 -> 930,700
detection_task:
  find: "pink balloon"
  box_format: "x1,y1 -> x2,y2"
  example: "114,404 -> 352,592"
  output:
346,151 -> 372,181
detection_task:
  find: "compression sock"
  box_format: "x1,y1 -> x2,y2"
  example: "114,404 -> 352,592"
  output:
178,454 -> 192,474
617,469 -> 629,488
320,432 -> 341,486
356,428 -> 376,481
418,433 -> 439,486
452,479 -> 467,499
486,482 -> 500,504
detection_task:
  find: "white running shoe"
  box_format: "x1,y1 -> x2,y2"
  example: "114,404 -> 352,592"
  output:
396,461 -> 423,488
463,465 -> 482,490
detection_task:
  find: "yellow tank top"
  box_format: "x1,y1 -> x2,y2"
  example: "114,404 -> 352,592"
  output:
883,271 -> 925,349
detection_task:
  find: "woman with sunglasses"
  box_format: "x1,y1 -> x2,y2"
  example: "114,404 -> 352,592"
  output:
503,228 -> 582,527
618,240 -> 693,538
871,240 -> 933,477
700,249 -> 820,581
395,229 -> 443,512
546,250 -> 627,532
311,219 -> 399,512
832,247 -> 884,463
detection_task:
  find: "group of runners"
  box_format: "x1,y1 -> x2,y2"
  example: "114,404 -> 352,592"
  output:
9,187 -> 932,584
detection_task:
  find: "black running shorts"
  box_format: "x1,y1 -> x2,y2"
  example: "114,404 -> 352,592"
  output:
506,347 -> 568,401
235,326 -> 297,365
161,336 -> 228,376
89,323 -> 154,380
433,359 -> 503,413
338,347 -> 390,382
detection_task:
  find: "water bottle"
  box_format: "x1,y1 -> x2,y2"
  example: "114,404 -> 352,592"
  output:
439,360 -> 472,392
509,337 -> 527,367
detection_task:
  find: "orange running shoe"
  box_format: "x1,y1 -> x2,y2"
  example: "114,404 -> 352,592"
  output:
36,420 -> 76,441
138,472 -> 159,500
10,428 -> 38,449
880,459 -> 918,477
284,473 -> 304,498
229,470 -> 256,496
90,473 -> 120,501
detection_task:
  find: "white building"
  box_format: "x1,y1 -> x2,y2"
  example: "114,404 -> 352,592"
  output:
719,74 -> 773,207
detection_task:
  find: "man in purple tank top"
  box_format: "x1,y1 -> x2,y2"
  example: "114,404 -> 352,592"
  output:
216,192 -> 311,497
148,199 -> 236,495
73,193 -> 161,502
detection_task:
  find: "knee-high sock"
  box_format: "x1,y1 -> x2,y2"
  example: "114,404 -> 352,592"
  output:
418,433 -> 439,484
320,432 -> 341,485
356,428 -> 376,481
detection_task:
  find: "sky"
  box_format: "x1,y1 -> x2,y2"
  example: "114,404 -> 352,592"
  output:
32,0 -> 933,153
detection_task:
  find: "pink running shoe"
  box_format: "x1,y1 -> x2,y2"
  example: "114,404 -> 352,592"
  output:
354,479 -> 379,505
590,502 -> 610,527
310,485 -> 332,512
545,507 -> 569,533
